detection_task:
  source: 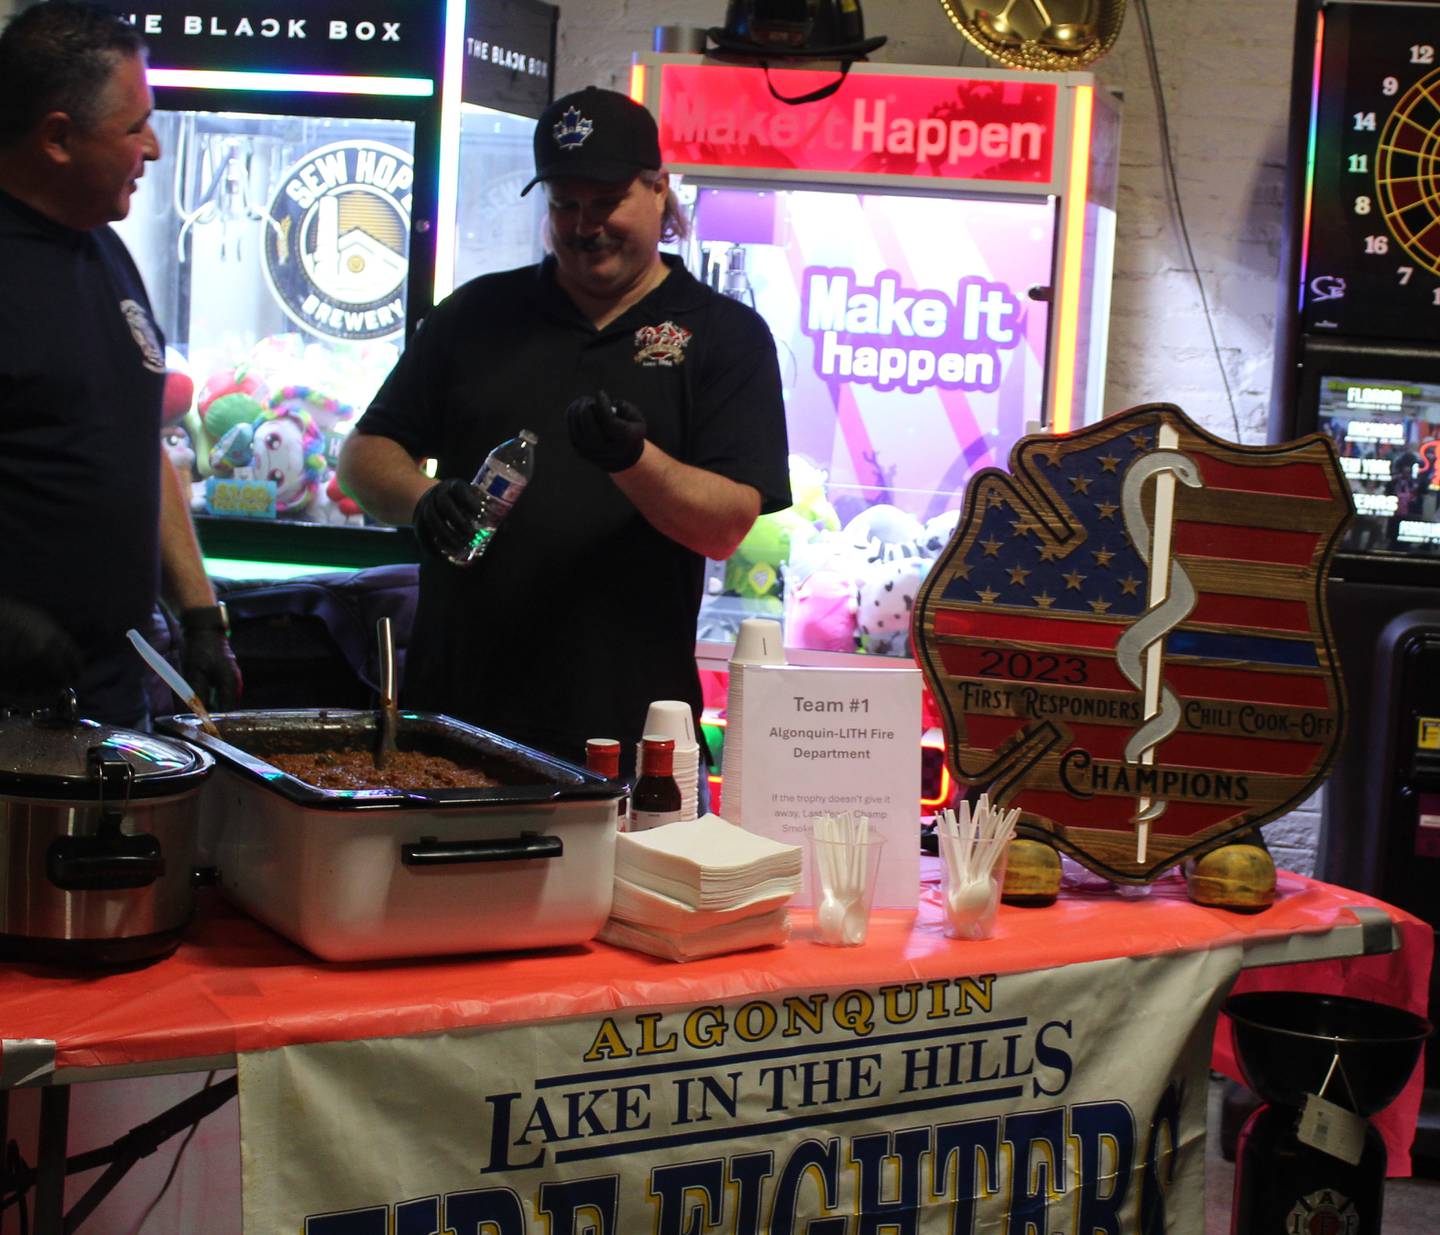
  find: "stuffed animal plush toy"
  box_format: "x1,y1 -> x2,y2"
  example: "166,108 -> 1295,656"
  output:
919,509 -> 961,558
788,454 -> 841,533
843,503 -> 926,562
724,507 -> 816,603
250,403 -> 328,514
197,391 -> 265,478
856,556 -> 928,656
784,561 -> 860,652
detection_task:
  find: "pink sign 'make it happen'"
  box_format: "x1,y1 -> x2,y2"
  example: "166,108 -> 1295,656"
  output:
655,63 -> 1059,183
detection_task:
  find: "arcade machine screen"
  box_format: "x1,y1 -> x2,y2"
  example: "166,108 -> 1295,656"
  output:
1317,374 -> 1440,559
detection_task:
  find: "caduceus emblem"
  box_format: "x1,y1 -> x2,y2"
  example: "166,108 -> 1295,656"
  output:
1113,424 -> 1202,861
911,403 -> 1352,884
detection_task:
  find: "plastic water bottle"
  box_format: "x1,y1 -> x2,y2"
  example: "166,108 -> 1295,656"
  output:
444,429 -> 538,566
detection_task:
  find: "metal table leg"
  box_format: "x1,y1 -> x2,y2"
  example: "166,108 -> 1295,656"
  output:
33,1085 -> 69,1235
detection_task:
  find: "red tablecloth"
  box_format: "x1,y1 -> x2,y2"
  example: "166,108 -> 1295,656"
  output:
0,870 -> 1419,1056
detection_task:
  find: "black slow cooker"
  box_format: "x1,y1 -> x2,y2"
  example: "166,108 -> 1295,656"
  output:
0,691 -> 214,967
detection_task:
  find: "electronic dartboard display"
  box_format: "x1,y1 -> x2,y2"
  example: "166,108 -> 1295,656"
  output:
1301,1 -> 1440,342
1272,0 -> 1440,582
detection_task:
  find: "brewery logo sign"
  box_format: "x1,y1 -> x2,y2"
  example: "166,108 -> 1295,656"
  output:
912,403 -> 1354,881
263,139 -> 411,344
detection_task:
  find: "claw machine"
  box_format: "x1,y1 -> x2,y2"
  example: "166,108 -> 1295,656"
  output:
116,0 -> 552,575
447,0 -> 557,292
629,55 -> 1120,805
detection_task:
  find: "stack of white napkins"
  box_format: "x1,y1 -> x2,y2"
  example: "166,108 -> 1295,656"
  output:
598,813 -> 802,961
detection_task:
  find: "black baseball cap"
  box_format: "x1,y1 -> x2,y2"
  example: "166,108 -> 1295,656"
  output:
520,87 -> 662,197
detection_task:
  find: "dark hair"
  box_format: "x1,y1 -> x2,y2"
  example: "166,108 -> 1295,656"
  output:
0,1 -> 146,147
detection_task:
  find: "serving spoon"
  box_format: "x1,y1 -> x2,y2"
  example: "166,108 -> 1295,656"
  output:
126,627 -> 222,738
374,617 -> 398,771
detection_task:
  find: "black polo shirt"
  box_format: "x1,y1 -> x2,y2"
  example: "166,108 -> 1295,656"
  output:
0,188 -> 165,722
357,254 -> 790,766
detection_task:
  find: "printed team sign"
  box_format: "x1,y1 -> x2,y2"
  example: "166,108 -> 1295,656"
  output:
913,403 -> 1354,881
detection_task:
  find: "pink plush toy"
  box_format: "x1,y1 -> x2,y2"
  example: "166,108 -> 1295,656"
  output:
784,565 -> 860,653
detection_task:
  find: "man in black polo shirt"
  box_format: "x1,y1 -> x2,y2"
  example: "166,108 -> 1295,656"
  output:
340,87 -> 789,773
0,1 -> 240,725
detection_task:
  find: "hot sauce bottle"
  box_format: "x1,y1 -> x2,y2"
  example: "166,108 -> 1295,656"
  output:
586,737 -> 626,829
584,738 -> 621,780
628,735 -> 682,831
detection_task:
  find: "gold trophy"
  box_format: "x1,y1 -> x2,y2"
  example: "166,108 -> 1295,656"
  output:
938,0 -> 1124,71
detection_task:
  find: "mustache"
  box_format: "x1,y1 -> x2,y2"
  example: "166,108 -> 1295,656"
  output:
566,234 -> 620,254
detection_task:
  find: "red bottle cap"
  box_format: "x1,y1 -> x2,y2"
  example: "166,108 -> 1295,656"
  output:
640,734 -> 675,778
585,737 -> 621,779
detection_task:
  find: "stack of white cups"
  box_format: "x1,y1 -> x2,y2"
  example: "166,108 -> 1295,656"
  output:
722,618 -> 786,827
639,700 -> 701,821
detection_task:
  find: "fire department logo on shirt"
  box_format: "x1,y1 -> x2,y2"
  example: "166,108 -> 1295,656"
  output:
119,299 -> 165,374
263,139 -> 411,344
634,320 -> 692,367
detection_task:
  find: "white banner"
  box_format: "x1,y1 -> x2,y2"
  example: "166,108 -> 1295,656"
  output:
239,945 -> 1241,1234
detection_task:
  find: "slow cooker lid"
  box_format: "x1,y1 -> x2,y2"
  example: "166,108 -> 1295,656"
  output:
0,694 -> 212,799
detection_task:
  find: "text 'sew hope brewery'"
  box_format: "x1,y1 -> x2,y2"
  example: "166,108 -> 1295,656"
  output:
263,139 -> 413,343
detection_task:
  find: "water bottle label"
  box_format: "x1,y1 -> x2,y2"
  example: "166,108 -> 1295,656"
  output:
484,471 -> 514,499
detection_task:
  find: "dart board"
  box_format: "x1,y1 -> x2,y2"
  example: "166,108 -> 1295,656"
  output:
1301,1 -> 1440,342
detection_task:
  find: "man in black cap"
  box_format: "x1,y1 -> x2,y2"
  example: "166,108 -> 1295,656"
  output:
339,87 -> 789,776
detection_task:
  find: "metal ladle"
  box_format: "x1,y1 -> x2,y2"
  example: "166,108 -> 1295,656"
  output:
374,617 -> 398,770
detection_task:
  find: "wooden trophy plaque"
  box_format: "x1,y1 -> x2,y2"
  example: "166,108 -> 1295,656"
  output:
912,403 -> 1355,882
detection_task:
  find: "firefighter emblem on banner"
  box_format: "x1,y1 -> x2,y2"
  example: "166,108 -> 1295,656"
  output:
912,403 -> 1354,882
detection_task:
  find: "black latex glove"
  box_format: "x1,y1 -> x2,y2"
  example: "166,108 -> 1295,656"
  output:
180,605 -> 242,710
0,598 -> 81,697
566,389 -> 647,472
412,478 -> 488,561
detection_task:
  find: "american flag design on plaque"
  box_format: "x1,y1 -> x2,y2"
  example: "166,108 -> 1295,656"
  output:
912,403 -> 1355,882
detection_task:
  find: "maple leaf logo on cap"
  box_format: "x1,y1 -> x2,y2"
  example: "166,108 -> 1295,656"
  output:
553,107 -> 594,150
